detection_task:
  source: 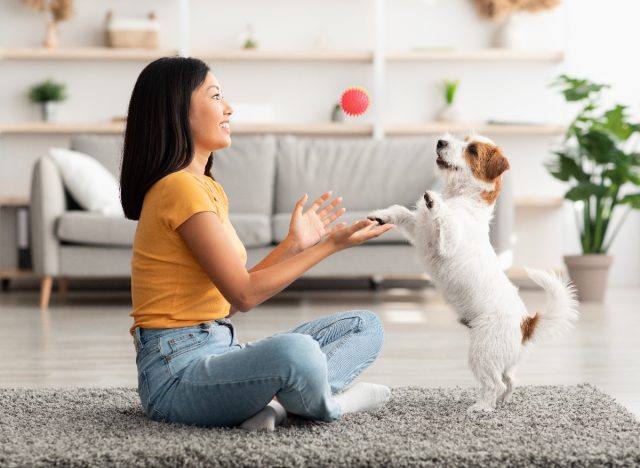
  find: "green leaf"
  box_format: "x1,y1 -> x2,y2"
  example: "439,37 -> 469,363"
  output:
565,182 -> 608,201
620,193 -> 640,209
602,167 -> 628,185
578,130 -> 621,163
552,75 -> 608,102
546,152 -> 588,182
597,105 -> 636,141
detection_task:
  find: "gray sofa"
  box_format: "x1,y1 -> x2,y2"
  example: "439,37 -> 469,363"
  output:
30,134 -> 514,308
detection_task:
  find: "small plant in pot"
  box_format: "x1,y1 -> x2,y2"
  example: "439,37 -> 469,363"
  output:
29,79 -> 67,122
436,80 -> 462,123
546,75 -> 640,302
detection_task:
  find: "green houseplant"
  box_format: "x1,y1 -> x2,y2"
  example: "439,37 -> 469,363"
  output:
28,79 -> 67,122
436,79 -> 461,123
547,75 -> 640,301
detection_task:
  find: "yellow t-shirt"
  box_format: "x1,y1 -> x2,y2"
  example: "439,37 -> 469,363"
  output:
129,170 -> 247,335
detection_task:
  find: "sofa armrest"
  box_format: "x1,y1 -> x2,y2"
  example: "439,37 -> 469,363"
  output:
490,173 -> 515,270
30,157 -> 66,276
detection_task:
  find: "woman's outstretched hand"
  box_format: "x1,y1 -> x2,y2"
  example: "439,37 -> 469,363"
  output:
326,219 -> 396,252
287,191 -> 346,252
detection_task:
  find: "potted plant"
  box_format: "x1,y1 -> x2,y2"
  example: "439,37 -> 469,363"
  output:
435,80 -> 461,123
546,75 -> 640,302
29,79 -> 68,122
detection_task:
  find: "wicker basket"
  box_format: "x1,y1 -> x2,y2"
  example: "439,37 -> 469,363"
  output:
105,11 -> 159,49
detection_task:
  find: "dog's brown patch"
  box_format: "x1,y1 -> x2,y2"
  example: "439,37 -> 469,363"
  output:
521,312 -> 540,343
463,141 -> 510,205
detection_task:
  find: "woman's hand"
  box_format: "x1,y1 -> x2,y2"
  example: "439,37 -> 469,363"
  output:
326,219 -> 396,252
287,191 -> 346,253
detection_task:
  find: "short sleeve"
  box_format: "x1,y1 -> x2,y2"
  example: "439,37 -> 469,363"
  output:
158,172 -> 218,230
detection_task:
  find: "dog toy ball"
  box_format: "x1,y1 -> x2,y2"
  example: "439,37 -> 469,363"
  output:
340,87 -> 370,116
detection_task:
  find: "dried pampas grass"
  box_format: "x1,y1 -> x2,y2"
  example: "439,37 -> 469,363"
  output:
471,0 -> 561,20
22,0 -> 74,22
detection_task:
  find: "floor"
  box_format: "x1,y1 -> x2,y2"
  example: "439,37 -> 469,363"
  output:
1,284 -> 638,418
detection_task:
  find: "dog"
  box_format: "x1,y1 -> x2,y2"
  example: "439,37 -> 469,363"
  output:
368,134 -> 578,412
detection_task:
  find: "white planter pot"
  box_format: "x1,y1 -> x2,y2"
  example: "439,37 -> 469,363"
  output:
493,11 -> 561,50
435,104 -> 462,123
41,101 -> 58,122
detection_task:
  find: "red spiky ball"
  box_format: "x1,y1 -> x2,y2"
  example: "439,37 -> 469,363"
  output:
340,87 -> 370,116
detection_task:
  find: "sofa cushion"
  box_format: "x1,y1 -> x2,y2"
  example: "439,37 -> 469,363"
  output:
57,212 -> 136,247
228,214 -> 272,248
71,135 -> 123,180
272,212 -> 409,245
48,149 -> 123,216
214,136 -> 277,216
275,136 -> 438,214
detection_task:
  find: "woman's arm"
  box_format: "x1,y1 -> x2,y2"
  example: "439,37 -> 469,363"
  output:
177,212 -> 394,312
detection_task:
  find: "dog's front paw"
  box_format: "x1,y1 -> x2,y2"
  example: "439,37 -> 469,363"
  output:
367,209 -> 392,226
422,191 -> 441,213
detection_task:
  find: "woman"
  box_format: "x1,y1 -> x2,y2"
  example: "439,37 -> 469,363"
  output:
120,57 -> 396,431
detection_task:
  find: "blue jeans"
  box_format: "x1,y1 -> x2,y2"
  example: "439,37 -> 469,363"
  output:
133,310 -> 384,427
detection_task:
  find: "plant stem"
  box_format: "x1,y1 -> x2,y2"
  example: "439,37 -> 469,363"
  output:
603,205 -> 632,252
583,198 -> 592,252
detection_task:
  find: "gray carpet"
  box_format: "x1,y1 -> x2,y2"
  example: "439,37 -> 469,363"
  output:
1,385 -> 639,467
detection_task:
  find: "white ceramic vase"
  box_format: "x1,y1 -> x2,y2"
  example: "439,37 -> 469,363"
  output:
435,104 -> 462,123
41,101 -> 58,122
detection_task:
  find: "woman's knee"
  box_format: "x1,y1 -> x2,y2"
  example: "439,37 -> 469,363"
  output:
354,310 -> 384,350
268,333 -> 327,382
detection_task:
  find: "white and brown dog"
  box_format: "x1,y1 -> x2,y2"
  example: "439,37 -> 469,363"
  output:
368,134 -> 578,412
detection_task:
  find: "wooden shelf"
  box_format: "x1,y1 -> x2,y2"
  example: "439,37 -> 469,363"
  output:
0,122 -> 126,135
387,49 -> 564,62
385,123 -> 565,136
0,196 -> 29,207
0,121 -> 564,137
0,47 -> 178,61
0,122 -> 374,136
515,197 -> 564,209
0,47 -> 564,63
194,49 -> 373,63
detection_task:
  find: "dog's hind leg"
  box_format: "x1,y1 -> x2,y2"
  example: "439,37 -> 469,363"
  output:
468,370 -> 506,413
498,367 -> 516,404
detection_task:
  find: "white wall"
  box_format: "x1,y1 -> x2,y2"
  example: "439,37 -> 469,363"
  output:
0,0 -> 638,285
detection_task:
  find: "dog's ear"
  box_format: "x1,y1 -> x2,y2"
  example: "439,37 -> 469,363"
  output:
485,148 -> 510,180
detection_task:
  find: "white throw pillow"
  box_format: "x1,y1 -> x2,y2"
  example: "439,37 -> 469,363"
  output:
48,147 -> 124,216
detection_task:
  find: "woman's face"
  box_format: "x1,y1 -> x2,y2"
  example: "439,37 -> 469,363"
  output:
190,71 -> 233,153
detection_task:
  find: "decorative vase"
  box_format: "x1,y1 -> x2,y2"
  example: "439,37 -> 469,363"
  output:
435,104 -> 462,123
564,254 -> 613,302
43,21 -> 59,48
41,101 -> 58,122
331,103 -> 345,123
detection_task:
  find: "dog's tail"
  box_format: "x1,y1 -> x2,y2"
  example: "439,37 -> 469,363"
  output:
521,268 -> 579,344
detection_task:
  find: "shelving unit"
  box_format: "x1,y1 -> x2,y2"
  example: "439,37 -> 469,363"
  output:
0,0 -> 568,280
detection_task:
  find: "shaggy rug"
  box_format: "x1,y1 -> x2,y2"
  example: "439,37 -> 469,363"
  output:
1,385 -> 638,467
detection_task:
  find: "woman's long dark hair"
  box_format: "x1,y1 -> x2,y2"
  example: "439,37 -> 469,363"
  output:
120,56 -> 214,220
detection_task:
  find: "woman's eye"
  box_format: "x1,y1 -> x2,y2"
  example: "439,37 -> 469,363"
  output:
212,94 -> 222,101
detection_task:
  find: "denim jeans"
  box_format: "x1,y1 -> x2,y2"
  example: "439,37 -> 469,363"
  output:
133,310 -> 384,427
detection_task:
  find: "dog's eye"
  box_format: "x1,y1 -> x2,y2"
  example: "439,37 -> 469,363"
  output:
467,145 -> 477,156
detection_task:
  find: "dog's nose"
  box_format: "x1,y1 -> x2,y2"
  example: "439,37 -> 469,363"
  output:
437,139 -> 448,149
